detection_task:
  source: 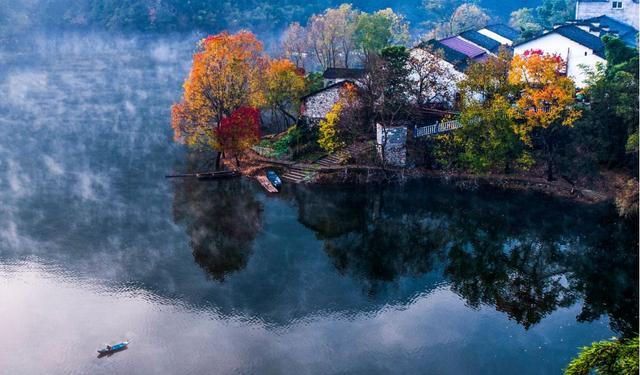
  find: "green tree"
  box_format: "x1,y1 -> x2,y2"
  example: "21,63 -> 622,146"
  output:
355,9 -> 409,59
305,72 -> 325,94
574,36 -> 639,168
535,0 -> 575,28
380,45 -> 411,110
453,50 -> 529,173
457,96 -> 531,173
509,8 -> 542,40
565,336 -> 639,375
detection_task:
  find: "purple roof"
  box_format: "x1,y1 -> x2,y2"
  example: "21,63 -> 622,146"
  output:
439,36 -> 487,58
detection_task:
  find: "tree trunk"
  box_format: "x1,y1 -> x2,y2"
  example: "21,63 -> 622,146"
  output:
546,156 -> 554,181
235,155 -> 240,169
214,152 -> 222,171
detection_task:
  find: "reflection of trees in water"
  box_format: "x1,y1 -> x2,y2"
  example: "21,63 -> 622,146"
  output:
172,175 -> 263,282
445,238 -> 575,330
292,182 -> 638,335
567,215 -> 638,337
294,186 -> 448,295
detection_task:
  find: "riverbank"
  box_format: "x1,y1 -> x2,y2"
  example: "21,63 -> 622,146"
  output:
233,150 -> 637,208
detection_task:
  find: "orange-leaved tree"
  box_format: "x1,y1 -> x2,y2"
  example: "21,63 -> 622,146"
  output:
171,31 -> 267,169
214,107 -> 261,168
509,50 -> 581,181
264,59 -> 306,129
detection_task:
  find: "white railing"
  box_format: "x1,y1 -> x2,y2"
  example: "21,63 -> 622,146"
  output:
414,120 -> 464,138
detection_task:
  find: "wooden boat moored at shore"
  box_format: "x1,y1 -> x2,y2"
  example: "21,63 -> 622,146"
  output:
165,170 -> 241,180
266,170 -> 282,190
196,170 -> 241,180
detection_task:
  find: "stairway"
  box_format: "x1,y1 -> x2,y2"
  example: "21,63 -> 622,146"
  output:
315,152 -> 344,167
281,142 -> 374,184
281,167 -> 317,183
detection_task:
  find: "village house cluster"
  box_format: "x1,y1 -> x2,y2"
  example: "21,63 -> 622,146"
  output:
299,0 -> 638,167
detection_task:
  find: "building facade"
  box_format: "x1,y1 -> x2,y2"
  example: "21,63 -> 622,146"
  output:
300,81 -> 350,126
576,0 -> 639,29
513,25 -> 607,87
376,124 -> 407,167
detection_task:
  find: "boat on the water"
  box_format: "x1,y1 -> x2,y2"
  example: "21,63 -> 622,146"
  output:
165,170 -> 241,180
266,170 -> 282,190
196,170 -> 241,180
97,341 -> 129,355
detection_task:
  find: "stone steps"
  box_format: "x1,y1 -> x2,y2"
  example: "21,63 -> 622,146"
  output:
281,169 -> 315,183
281,142 -> 374,184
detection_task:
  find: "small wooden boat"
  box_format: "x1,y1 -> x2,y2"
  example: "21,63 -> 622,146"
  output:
165,170 -> 241,180
196,170 -> 241,180
267,170 -> 282,190
97,341 -> 129,355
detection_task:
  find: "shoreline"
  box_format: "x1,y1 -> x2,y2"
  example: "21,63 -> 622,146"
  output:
235,151 -> 634,206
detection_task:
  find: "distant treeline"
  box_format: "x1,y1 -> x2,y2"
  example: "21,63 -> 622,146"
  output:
0,0 -> 540,37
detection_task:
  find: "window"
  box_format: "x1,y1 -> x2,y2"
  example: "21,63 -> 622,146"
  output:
612,1 -> 624,9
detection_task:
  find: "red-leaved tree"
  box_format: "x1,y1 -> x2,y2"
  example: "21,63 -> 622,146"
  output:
214,107 -> 261,168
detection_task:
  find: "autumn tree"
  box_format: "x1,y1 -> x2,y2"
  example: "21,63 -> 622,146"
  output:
318,83 -> 361,152
306,4 -> 360,70
509,50 -> 581,181
422,0 -> 466,23
334,82 -> 366,144
318,101 -> 343,153
281,22 -> 307,68
449,4 -> 490,35
264,59 -> 306,129
171,31 -> 267,169
214,107 -> 261,167
452,50 -> 530,173
458,47 -> 515,102
422,3 -> 489,39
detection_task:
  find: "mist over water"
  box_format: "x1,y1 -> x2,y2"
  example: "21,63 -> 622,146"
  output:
0,33 -> 637,374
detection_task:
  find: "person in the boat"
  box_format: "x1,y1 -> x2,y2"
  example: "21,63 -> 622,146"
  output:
106,345 -> 111,351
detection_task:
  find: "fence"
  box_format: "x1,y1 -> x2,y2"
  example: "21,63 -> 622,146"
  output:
414,120 -> 464,138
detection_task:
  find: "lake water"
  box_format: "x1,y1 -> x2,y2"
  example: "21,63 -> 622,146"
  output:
0,34 -> 637,375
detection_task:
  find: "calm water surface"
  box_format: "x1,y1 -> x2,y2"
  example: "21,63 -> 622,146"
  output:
0,34 -> 637,375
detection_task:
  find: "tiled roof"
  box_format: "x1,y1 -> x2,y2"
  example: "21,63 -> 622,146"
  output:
418,40 -> 469,72
459,30 -> 502,52
322,68 -> 366,79
439,36 -> 487,58
484,24 -> 521,41
300,80 -> 352,101
582,15 -> 638,47
514,25 -> 606,58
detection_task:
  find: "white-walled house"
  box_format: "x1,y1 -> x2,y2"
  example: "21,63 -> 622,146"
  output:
576,0 -> 639,29
477,24 -> 522,45
513,25 -> 606,87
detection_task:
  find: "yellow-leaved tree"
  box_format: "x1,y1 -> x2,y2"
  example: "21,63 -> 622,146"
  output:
171,31 -> 267,169
264,59 -> 306,129
509,50 -> 582,181
318,102 -> 343,153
